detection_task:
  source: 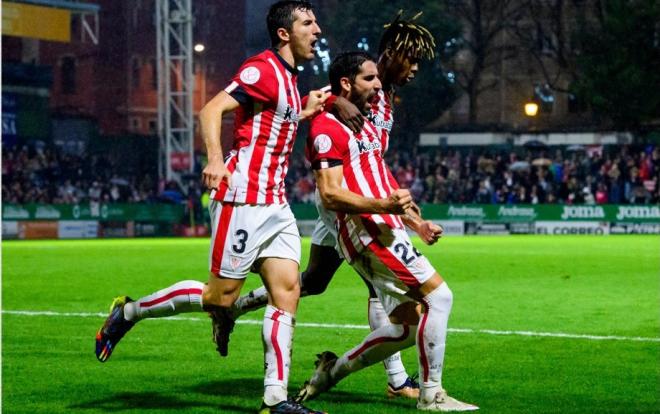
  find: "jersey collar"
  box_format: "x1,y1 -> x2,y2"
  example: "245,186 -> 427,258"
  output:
270,48 -> 299,75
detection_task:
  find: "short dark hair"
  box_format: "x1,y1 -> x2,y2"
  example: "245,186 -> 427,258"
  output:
267,1 -> 314,47
329,51 -> 375,95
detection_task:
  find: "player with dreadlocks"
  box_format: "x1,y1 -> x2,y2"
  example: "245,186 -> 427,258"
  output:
225,11 -> 451,403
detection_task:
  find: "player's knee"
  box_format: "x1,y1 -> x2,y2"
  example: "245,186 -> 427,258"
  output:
270,279 -> 301,301
267,284 -> 300,313
425,282 -> 453,310
202,278 -> 241,307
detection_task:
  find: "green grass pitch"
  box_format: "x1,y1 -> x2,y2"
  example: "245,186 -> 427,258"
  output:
2,236 -> 659,413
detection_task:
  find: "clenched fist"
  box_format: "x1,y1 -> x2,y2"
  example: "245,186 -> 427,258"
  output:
416,221 -> 443,245
385,189 -> 413,214
202,158 -> 232,190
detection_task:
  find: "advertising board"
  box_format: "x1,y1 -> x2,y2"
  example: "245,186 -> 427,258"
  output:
535,221 -> 610,235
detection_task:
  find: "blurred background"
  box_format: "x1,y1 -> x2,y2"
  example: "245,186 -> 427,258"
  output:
2,0 -> 659,239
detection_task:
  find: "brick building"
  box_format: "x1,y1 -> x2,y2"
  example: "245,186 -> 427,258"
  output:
2,0 -> 246,149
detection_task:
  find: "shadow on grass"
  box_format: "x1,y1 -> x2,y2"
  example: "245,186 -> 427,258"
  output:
189,378 -> 414,410
319,389 -> 414,409
69,391 -> 218,411
73,379 -> 415,413
187,378 -> 263,398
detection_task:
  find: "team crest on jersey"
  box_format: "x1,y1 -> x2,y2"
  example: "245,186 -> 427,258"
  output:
240,66 -> 261,85
413,258 -> 427,271
230,256 -> 242,270
356,138 -> 381,154
314,134 -> 332,154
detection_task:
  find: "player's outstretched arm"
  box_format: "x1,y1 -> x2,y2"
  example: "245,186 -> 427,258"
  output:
315,166 -> 413,214
199,91 -> 240,190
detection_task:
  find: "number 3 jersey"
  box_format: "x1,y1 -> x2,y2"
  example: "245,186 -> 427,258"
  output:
307,110 -> 404,262
212,49 -> 302,205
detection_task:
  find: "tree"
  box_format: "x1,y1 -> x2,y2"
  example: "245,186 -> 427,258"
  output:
573,0 -> 660,130
315,0 -> 461,145
510,0 -> 586,94
442,0 -> 526,123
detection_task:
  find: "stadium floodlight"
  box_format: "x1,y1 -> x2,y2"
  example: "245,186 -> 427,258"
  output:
194,43 -> 205,53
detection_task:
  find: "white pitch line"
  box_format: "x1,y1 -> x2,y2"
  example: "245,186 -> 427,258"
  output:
3,309 -> 659,343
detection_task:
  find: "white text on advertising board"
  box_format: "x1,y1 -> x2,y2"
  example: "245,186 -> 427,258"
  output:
616,206 -> 660,220
560,206 -> 606,219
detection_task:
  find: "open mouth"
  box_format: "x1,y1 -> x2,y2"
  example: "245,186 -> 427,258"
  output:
310,40 -> 318,51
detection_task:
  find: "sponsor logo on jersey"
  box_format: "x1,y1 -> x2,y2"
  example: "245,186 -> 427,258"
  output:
239,66 -> 260,85
356,139 -> 381,154
283,105 -> 300,123
367,112 -> 394,132
314,134 -> 332,154
615,206 -> 660,220
560,206 -> 605,219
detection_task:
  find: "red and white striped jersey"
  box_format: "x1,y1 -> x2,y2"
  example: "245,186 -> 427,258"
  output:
367,89 -> 394,153
311,88 -> 395,152
212,49 -> 302,205
307,111 -> 404,262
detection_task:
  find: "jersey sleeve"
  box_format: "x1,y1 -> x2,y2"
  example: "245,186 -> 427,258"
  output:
224,57 -> 277,105
307,114 -> 350,170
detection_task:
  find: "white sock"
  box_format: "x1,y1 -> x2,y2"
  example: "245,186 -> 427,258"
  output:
124,280 -> 204,322
331,323 -> 416,385
263,305 -> 295,406
417,283 -> 453,403
368,298 -> 409,388
232,286 -> 269,318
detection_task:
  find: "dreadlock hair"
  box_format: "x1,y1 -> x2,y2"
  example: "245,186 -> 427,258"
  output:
378,10 -> 436,60
267,1 -> 314,47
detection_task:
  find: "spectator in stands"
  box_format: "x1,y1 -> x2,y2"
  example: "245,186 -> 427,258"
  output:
4,142 -> 659,207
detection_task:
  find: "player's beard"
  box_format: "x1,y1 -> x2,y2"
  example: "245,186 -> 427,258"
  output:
358,95 -> 372,114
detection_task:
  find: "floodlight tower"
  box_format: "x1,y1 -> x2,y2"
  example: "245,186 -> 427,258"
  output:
156,0 -> 194,187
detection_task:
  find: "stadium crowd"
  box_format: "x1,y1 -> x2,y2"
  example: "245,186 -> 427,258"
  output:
4,143 -> 659,206
2,145 -> 159,204
286,143 -> 660,205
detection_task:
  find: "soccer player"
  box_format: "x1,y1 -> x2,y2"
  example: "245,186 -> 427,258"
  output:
294,51 -> 479,412
95,2 -> 328,413
230,12 -> 438,399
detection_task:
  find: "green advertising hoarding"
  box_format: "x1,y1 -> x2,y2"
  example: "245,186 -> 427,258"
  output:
2,203 -> 184,222
3,203 -> 659,224
420,204 -> 660,223
294,203 -> 660,223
